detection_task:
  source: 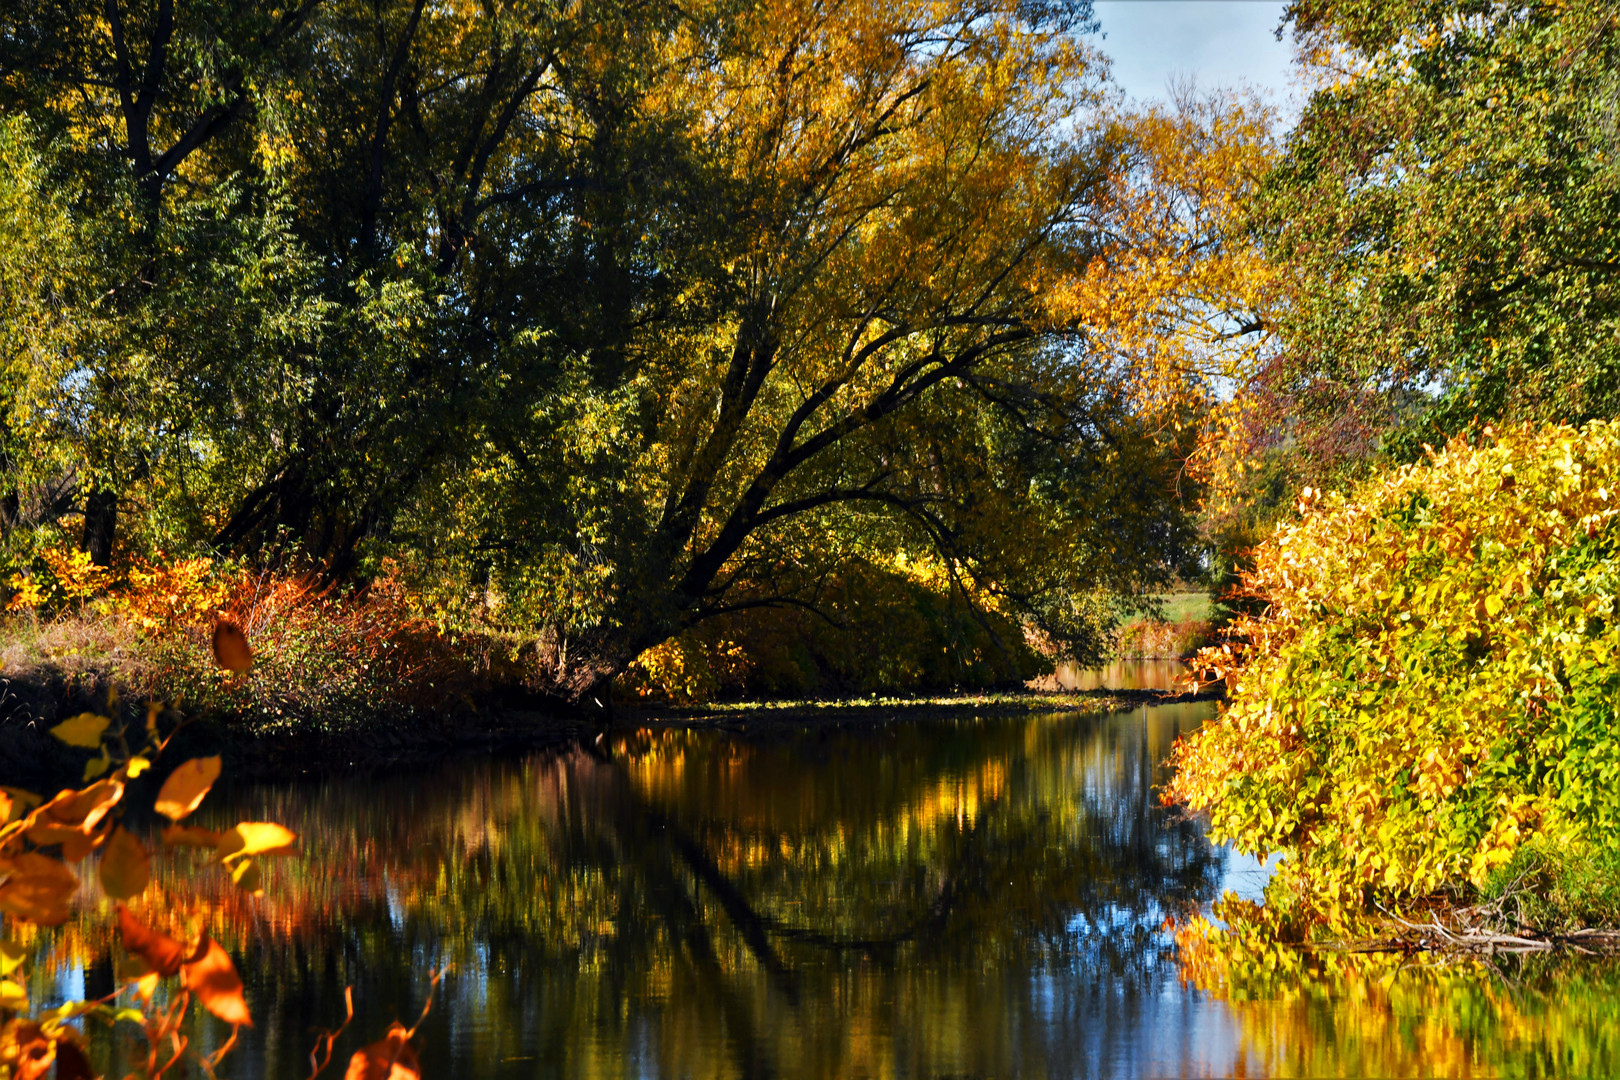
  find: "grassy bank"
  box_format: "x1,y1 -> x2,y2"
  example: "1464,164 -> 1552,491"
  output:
1113,591 -> 1220,659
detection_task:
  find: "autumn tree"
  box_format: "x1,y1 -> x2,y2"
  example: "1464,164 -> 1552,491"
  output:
0,0 -> 1206,705
1257,0 -> 1620,463
401,0 -> 1213,702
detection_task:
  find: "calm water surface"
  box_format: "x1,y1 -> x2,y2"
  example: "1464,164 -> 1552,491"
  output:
30,701 -> 1620,1077
1037,659 -> 1192,692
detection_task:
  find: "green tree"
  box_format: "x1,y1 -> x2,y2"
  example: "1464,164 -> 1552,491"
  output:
1259,0 -> 1620,465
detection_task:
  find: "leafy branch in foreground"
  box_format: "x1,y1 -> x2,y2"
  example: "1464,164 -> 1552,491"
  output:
0,694 -> 440,1077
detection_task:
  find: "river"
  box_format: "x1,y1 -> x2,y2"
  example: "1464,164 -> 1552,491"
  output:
24,663 -> 1620,1076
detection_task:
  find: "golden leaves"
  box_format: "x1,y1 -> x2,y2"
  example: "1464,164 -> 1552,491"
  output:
47,713 -> 108,749
0,854 -> 77,926
345,1023 -> 421,1080
117,908 -> 254,1027
98,827 -> 150,900
154,757 -> 221,821
180,939 -> 252,1028
1167,420 -> 1620,908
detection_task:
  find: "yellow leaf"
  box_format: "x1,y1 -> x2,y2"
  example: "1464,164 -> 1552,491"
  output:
153,757 -> 221,822
229,857 -> 263,896
217,822 -> 298,861
49,714 -> 109,750
98,827 -> 150,901
82,754 -> 110,782
0,978 -> 26,1012
0,940 -> 25,976
123,757 -> 151,779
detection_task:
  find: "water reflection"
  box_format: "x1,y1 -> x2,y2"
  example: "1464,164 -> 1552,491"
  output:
21,701 -> 1620,1077
1034,658 -> 1192,692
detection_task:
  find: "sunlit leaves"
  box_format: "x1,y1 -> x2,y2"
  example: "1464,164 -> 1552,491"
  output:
98,827 -> 150,900
154,757 -> 221,822
218,822 -> 298,861
1167,421 -> 1620,908
180,939 -> 252,1027
47,714 -> 108,750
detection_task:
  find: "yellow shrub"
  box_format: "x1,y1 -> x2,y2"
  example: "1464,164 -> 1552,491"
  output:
1166,421 -> 1620,908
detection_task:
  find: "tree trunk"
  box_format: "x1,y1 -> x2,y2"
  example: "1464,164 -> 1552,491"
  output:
81,488 -> 117,566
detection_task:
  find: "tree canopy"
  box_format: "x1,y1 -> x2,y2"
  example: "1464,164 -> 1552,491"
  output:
1256,0 -> 1620,468
0,0 -> 1213,700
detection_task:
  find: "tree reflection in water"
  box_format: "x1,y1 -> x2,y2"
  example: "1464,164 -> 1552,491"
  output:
34,702 -> 1620,1078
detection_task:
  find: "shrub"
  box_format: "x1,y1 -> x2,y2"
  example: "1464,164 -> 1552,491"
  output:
1115,618 -> 1214,658
1165,422 -> 1620,914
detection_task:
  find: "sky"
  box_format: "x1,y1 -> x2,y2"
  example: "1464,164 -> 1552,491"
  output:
1092,1 -> 1298,111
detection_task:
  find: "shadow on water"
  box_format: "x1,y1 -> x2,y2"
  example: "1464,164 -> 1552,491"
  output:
25,700 -> 1620,1077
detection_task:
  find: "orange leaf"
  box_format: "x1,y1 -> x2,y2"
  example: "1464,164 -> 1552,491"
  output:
0,854 -> 78,926
162,823 -> 223,848
99,826 -> 150,900
344,1023 -> 420,1080
31,779 -> 123,832
10,1024 -> 54,1080
212,621 -> 252,672
154,757 -> 221,821
117,904 -> 188,977
181,938 -> 252,1027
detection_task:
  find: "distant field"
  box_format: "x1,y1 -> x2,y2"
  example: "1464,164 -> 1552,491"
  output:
1151,592 -> 1213,623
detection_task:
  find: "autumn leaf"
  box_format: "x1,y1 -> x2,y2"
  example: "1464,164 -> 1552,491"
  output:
345,1022 -> 421,1080
161,823 -> 223,848
117,905 -> 188,977
99,827 -> 150,900
212,621 -> 252,672
217,822 -> 298,861
7,1022 -> 53,1080
0,854 -> 78,925
0,940 -> 25,976
154,756 -> 221,821
0,978 -> 26,1011
49,713 -> 109,749
32,779 -> 123,831
180,938 -> 252,1027
229,857 -> 263,896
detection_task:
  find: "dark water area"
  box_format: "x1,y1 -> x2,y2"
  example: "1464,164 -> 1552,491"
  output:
24,702 -> 1620,1077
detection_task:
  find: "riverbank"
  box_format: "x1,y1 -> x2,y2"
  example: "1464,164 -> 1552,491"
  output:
0,657 -> 1216,787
